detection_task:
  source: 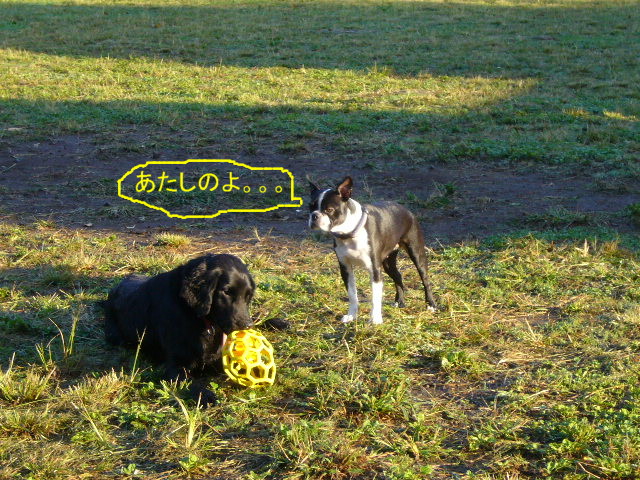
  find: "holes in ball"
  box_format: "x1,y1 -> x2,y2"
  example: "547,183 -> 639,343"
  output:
251,365 -> 266,379
227,358 -> 242,370
231,343 -> 246,356
244,352 -> 259,365
260,350 -> 273,365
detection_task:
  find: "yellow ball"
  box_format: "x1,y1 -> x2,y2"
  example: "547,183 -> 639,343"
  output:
222,329 -> 276,388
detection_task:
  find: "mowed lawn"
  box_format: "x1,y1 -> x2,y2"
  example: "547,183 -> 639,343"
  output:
0,0 -> 638,169
1,0 -> 640,479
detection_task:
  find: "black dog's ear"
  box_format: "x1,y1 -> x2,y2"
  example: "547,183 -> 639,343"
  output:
248,272 -> 256,299
180,262 -> 222,317
337,176 -> 353,201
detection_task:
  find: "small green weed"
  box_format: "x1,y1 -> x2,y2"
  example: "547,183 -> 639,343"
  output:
628,202 -> 640,225
403,182 -> 457,210
154,232 -> 192,248
0,355 -> 56,405
523,207 -> 594,228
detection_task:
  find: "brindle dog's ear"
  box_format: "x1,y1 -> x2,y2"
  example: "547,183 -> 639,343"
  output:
337,176 -> 353,201
307,174 -> 321,195
180,261 -> 222,317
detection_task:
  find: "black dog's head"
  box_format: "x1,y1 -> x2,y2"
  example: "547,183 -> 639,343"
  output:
308,176 -> 354,232
180,254 -> 255,335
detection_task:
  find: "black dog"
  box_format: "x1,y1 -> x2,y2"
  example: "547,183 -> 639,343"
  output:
102,253 -> 255,406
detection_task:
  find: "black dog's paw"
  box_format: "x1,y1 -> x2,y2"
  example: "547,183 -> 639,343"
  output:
264,317 -> 291,331
190,386 -> 218,408
199,389 -> 218,408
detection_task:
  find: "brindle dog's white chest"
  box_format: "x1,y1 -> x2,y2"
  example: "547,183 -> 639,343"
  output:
334,232 -> 372,270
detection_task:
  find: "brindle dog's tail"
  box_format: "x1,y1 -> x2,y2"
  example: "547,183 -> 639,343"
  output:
401,221 -> 437,310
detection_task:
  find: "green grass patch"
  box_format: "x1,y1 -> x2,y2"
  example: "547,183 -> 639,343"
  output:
1,221 -> 640,477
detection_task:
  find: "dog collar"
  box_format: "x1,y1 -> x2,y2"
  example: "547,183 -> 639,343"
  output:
331,207 -> 368,240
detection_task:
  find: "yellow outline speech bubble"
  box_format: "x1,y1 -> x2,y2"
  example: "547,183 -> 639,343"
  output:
117,159 -> 302,219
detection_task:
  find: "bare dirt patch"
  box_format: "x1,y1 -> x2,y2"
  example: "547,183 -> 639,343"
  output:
1,134 -> 638,244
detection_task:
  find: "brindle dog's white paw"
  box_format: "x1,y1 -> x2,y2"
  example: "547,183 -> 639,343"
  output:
427,306 -> 437,313
341,314 -> 355,323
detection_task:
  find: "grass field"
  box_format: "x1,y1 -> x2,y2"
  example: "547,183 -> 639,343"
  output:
1,224 -> 640,479
1,0 -> 640,478
1,0 -> 639,170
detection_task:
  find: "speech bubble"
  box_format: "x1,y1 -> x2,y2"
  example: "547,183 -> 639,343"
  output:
117,159 -> 302,219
